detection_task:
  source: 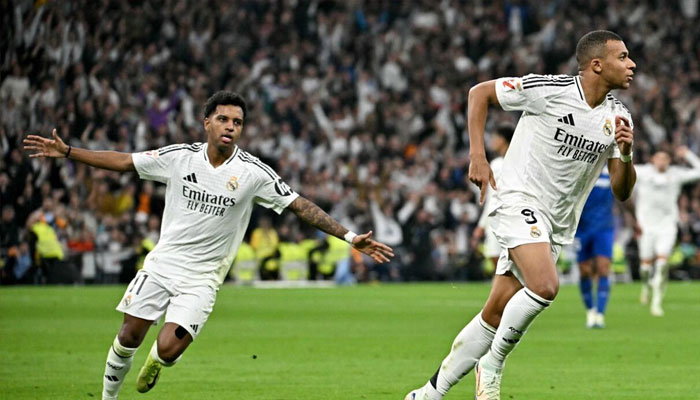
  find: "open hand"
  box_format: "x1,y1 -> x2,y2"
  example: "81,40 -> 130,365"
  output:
23,129 -> 69,158
351,231 -> 395,263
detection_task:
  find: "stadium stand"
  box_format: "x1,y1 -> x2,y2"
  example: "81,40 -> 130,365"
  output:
1,0 -> 699,283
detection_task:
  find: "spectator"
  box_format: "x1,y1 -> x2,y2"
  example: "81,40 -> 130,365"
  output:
3,1 -> 700,282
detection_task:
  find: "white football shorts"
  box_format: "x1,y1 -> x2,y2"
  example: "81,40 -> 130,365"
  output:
483,227 -> 502,258
488,203 -> 561,286
116,269 -> 217,340
638,224 -> 677,260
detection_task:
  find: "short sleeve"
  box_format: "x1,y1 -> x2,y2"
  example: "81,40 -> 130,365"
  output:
495,74 -> 571,115
250,159 -> 300,214
132,143 -> 199,183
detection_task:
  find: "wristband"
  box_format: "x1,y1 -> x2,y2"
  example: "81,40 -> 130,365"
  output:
65,145 -> 72,158
343,231 -> 357,244
620,152 -> 632,163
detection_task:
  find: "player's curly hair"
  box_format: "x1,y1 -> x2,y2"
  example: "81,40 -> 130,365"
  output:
203,91 -> 247,119
575,30 -> 623,70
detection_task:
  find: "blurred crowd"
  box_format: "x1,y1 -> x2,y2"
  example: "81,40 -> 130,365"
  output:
1,0 -> 700,284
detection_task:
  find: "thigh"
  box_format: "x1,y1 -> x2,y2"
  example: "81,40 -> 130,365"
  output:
591,229 -> 614,261
575,231 -> 594,263
593,255 -> 611,277
578,259 -> 594,278
654,227 -> 678,259
508,242 -> 560,300
156,322 -> 194,361
118,313 -> 155,347
638,230 -> 655,261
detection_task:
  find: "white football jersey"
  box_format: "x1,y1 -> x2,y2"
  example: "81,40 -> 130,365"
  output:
132,143 -> 299,288
634,152 -> 700,229
492,74 -> 632,245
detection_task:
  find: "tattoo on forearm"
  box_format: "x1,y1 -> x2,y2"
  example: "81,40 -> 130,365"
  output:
290,197 -> 347,238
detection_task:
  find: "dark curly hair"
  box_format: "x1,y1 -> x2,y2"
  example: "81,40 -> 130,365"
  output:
203,91 -> 247,119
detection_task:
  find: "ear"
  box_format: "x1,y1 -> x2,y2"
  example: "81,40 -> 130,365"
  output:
203,117 -> 210,131
591,58 -> 603,74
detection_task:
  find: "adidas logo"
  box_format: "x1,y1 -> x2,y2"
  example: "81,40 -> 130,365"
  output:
183,173 -> 198,183
557,113 -> 575,126
190,324 -> 199,333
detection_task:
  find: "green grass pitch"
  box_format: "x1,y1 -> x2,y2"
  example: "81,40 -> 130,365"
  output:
2,282 -> 699,399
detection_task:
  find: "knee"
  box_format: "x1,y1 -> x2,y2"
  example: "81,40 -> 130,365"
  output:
528,281 -> 559,301
117,328 -> 144,348
481,310 -> 502,329
579,265 -> 592,278
156,342 -> 184,364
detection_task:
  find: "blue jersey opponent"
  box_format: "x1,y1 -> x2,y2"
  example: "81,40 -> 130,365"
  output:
575,169 -> 615,328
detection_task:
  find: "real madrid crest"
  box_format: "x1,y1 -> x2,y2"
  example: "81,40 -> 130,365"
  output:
603,119 -> 613,136
226,176 -> 239,191
530,226 -> 541,238
123,294 -> 132,307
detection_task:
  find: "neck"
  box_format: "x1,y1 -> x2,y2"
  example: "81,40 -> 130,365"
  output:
207,143 -> 234,168
579,73 -> 610,109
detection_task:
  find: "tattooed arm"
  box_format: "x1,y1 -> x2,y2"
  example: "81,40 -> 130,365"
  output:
288,196 -> 349,238
287,196 -> 394,263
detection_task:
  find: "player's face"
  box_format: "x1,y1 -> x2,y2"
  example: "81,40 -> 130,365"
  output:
602,40 -> 636,89
651,151 -> 671,172
204,105 -> 244,151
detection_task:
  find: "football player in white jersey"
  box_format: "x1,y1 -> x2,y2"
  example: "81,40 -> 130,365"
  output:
473,125 -> 514,271
24,91 -> 394,400
405,30 -> 636,400
635,146 -> 700,316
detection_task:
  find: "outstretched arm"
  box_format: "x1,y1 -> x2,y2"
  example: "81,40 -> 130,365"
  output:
467,80 -> 500,204
608,116 -> 636,201
23,128 -> 135,172
287,196 -> 394,263
676,146 -> 700,184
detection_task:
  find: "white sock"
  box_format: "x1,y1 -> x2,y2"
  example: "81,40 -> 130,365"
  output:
414,380 -> 443,400
150,340 -> 182,367
480,288 -> 552,370
651,259 -> 668,308
102,337 -> 138,399
430,312 -> 496,396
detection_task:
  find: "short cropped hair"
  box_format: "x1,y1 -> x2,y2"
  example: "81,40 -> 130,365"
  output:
575,30 -> 623,70
203,91 -> 247,119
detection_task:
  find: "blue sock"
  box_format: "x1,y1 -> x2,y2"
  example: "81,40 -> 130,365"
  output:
596,276 -> 610,314
579,277 -> 594,310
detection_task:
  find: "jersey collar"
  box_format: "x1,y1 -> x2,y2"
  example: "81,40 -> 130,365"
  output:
575,76 -> 608,109
202,143 -> 240,169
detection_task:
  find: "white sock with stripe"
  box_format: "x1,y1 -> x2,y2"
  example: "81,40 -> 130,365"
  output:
480,288 -> 552,370
427,312 -> 496,397
102,336 -> 138,400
